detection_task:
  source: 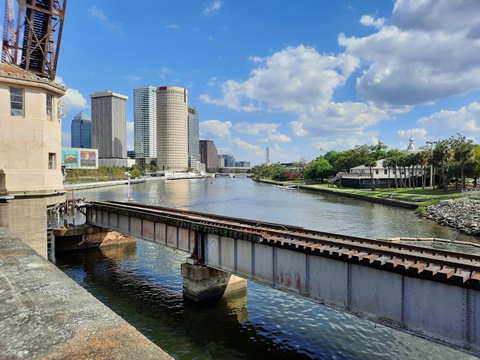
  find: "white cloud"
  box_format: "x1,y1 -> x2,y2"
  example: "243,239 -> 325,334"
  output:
392,0 -> 480,34
60,88 -> 88,112
289,101 -> 389,139
417,102 -> 480,141
123,75 -> 141,82
234,122 -> 279,136
230,138 -> 263,154
207,77 -> 220,86
200,120 -> 232,139
265,134 -> 291,143
204,0 -> 222,15
396,128 -> 429,150
201,45 -> 360,113
88,6 -> 118,30
201,44 -> 393,149
397,128 -> 428,141
359,15 -> 385,29
158,67 -> 172,79
166,24 -> 180,29
233,122 -> 291,143
339,0 -> 480,107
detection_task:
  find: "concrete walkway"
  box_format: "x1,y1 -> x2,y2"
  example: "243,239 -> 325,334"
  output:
0,227 -> 172,360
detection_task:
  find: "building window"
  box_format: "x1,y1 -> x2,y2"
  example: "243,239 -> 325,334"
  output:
48,153 -> 56,170
46,93 -> 53,119
10,87 -> 24,117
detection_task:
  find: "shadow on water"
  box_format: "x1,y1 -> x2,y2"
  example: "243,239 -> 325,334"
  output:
54,243 -> 317,360
53,240 -> 478,360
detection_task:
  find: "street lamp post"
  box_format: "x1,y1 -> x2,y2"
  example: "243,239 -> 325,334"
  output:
125,172 -> 132,201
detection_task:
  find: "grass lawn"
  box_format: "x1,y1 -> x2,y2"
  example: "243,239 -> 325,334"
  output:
263,179 -> 480,207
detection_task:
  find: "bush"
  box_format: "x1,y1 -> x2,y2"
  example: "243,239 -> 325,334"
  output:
416,206 -> 426,215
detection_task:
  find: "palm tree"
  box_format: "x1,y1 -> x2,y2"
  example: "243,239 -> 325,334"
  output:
416,151 -> 429,190
396,156 -> 407,188
382,159 -> 392,189
451,135 -> 474,191
405,154 -> 416,188
387,150 -> 402,189
432,140 -> 452,191
364,157 -> 377,191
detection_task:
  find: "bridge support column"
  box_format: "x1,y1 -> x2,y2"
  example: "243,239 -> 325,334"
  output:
181,259 -> 247,303
53,225 -> 136,252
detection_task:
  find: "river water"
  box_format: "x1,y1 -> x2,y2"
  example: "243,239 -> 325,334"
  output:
52,177 -> 479,359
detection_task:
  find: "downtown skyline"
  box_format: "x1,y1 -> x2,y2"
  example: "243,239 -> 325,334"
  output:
9,0 -> 479,165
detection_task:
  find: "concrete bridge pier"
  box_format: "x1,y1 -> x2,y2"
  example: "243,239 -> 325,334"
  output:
53,224 -> 136,251
181,258 -> 247,303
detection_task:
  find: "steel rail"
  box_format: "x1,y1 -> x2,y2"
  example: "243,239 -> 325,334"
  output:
88,200 -> 480,273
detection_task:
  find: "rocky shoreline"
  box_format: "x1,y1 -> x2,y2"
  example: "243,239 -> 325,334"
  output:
424,198 -> 480,236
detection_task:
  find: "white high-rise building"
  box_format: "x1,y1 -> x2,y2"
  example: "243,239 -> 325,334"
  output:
188,105 -> 200,170
134,86 -> 157,167
156,86 -> 188,171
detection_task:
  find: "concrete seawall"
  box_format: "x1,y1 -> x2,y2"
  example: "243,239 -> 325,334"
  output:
0,227 -> 172,360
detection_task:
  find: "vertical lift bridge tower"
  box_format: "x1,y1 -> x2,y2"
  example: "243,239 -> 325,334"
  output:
2,0 -> 67,80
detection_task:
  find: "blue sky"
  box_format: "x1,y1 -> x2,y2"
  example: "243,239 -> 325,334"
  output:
5,0 -> 480,166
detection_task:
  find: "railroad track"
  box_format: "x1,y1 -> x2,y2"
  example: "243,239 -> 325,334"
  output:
87,200 -> 480,286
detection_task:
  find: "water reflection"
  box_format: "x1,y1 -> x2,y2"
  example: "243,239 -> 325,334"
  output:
54,178 -> 480,359
55,241 -> 477,360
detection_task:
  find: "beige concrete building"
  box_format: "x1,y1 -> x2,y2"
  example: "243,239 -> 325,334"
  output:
156,86 -> 188,171
199,140 -> 218,173
90,90 -> 128,167
0,63 -> 66,258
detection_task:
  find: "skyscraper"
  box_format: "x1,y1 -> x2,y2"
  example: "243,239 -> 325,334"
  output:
188,105 -> 200,170
199,140 -> 218,173
156,86 -> 188,171
71,111 -> 91,148
134,86 -> 157,168
90,90 -> 128,166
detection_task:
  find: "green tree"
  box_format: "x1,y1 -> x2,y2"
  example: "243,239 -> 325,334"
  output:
414,151 -> 430,189
432,140 -> 452,191
451,134 -> 474,190
324,150 -> 342,172
468,145 -> 480,187
364,156 -> 377,191
386,149 -> 403,189
304,157 -> 333,182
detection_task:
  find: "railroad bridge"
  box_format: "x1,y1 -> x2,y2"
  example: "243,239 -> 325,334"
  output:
82,200 -> 480,355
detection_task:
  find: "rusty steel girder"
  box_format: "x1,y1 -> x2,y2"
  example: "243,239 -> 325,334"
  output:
2,0 -> 67,80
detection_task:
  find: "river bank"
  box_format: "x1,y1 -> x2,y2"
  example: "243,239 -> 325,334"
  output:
259,179 -> 479,238
300,183 -> 480,237
424,198 -> 480,237
64,177 -> 479,239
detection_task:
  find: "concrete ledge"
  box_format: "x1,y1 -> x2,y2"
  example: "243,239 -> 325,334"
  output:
54,225 -> 136,251
181,263 -> 247,303
0,227 -> 172,360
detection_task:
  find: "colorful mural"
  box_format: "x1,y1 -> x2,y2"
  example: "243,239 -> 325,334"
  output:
62,148 -> 98,169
